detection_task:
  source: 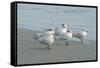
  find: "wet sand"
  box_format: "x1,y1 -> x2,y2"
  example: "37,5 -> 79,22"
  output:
17,28 -> 96,65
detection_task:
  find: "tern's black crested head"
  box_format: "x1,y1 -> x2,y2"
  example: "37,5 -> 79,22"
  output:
82,29 -> 85,31
62,24 -> 64,26
81,29 -> 88,32
48,29 -> 53,31
62,24 -> 68,28
86,30 -> 88,32
62,24 -> 66,28
67,30 -> 71,33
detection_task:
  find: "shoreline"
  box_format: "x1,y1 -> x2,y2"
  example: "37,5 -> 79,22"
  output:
17,27 -> 96,41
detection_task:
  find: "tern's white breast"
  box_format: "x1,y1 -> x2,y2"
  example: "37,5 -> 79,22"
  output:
81,31 -> 87,37
59,32 -> 72,40
37,31 -> 54,45
55,28 -> 67,35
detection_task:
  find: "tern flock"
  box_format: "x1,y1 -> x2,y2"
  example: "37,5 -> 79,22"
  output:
34,24 -> 88,49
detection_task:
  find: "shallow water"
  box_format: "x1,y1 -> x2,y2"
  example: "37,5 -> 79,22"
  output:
17,3 -> 96,40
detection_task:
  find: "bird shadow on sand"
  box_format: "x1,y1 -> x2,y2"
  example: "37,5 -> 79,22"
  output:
28,47 -> 51,50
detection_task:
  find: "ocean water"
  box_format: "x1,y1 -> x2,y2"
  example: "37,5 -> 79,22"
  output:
17,3 -> 96,40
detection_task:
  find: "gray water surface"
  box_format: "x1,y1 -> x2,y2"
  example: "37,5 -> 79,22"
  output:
17,3 -> 96,40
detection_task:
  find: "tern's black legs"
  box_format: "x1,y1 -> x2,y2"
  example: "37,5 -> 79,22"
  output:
46,45 -> 52,49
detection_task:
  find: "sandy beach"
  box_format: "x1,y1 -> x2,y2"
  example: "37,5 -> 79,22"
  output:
17,28 -> 96,65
